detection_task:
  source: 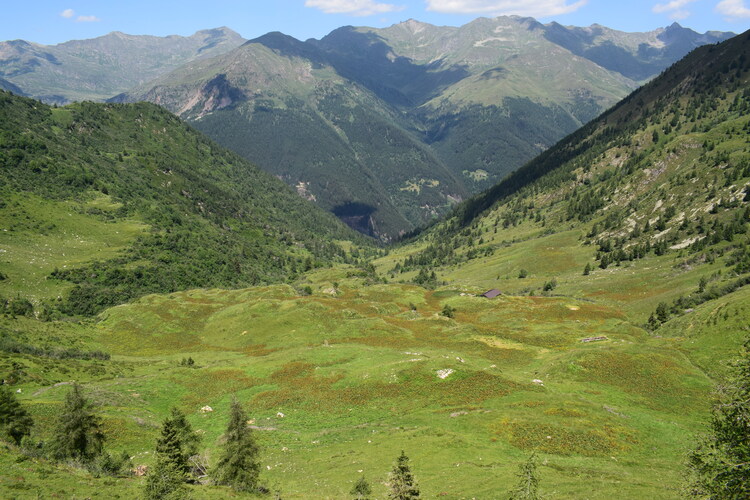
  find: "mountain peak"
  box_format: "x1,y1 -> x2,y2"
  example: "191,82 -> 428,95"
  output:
194,26 -> 243,40
246,31 -> 307,52
667,21 -> 684,30
249,31 -> 301,44
397,19 -> 432,34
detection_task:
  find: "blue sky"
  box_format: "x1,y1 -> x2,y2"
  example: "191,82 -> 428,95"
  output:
3,0 -> 749,45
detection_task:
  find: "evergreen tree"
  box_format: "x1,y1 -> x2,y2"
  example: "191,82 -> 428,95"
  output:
50,383 -> 104,461
143,458 -> 188,500
656,302 -> 670,323
509,453 -> 541,500
164,407 -> 201,472
214,397 -> 260,492
155,411 -> 191,476
388,451 -> 419,499
0,386 -> 33,445
144,407 -> 200,499
351,475 -> 372,500
648,313 -> 660,331
686,337 -> 750,498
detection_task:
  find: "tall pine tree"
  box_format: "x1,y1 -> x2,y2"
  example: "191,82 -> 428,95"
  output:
0,386 -> 33,445
50,383 -> 104,461
388,451 -> 420,499
686,337 -> 750,498
155,407 -> 200,475
214,397 -> 260,492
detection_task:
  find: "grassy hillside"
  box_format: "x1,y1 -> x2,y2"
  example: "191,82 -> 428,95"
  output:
378,30 -> 750,362
0,91 -> 369,316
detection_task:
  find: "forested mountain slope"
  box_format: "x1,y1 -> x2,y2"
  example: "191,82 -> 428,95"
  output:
0,92 -> 368,316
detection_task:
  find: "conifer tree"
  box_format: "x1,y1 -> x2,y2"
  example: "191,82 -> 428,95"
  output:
155,413 -> 190,475
160,407 -> 200,473
509,453 -> 541,500
388,451 -> 420,499
686,337 -> 750,498
143,458 -> 188,500
0,386 -> 33,445
50,383 -> 104,461
144,407 -> 199,499
351,475 -> 372,499
214,397 -> 260,492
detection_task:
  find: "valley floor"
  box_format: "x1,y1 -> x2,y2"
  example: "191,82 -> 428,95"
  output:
2,257 -> 739,498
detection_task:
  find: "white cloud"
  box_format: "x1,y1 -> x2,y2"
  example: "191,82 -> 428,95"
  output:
424,0 -> 588,17
716,0 -> 750,19
60,8 -> 75,18
75,15 -> 101,23
653,0 -> 697,19
305,0 -> 405,16
652,0 -> 695,12
669,9 -> 691,19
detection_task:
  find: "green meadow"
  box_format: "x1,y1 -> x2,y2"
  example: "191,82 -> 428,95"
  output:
1,260 -> 726,498
0,191 -> 147,301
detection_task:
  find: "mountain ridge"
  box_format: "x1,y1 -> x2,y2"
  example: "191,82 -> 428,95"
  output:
0,27 -> 246,103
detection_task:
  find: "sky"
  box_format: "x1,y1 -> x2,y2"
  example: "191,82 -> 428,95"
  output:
2,0 -> 750,46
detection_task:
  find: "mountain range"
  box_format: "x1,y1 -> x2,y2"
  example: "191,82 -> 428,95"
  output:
0,27 -> 245,103
109,18 -> 733,238
0,20 -> 734,239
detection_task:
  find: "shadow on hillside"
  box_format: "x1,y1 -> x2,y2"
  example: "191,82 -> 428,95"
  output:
255,28 -> 470,107
332,201 -> 378,237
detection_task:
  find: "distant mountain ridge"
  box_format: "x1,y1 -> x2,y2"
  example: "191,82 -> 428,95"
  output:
0,27 -> 245,103
542,21 -> 732,81
111,17 -> 732,238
